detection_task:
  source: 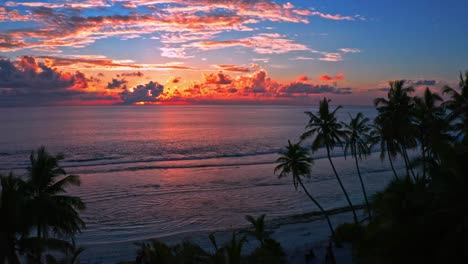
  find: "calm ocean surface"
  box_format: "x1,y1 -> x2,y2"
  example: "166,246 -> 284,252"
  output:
0,105 -> 400,261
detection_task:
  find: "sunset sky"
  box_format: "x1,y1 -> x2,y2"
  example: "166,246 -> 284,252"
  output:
1,0 -> 467,106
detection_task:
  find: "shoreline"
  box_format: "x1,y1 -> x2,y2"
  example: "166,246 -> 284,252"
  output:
81,206 -> 362,263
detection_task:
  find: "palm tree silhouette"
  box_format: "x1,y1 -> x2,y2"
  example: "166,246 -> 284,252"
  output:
374,80 -> 417,179
274,140 -> 335,237
0,172 -> 27,264
300,98 -> 358,224
414,88 -> 449,178
25,146 -> 85,262
372,122 -> 400,179
343,112 -> 373,220
244,214 -> 268,246
443,71 -> 468,139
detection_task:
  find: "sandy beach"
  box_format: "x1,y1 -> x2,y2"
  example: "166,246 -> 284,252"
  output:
80,207 -> 361,263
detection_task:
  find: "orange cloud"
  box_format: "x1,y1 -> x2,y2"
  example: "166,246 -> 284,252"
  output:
319,73 -> 345,81
0,0 -> 363,55
0,55 -> 117,106
36,55 -> 196,71
162,70 -> 352,104
214,64 -> 254,73
204,72 -> 233,85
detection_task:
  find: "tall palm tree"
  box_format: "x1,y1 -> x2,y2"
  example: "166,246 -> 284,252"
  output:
274,140 -> 335,236
374,80 -> 417,179
25,146 -> 86,262
372,122 -> 400,179
300,98 -> 358,224
443,71 -> 468,139
342,112 -> 373,220
413,88 -> 449,178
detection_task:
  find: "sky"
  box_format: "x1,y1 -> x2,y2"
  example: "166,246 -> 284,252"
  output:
1,0 -> 467,106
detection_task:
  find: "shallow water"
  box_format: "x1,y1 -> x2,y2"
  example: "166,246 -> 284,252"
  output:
0,105 -> 402,262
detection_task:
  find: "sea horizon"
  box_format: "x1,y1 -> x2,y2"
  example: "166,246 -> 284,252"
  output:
1,105 -> 400,262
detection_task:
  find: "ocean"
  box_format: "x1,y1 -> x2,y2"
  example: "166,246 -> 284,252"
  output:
0,105 -> 401,262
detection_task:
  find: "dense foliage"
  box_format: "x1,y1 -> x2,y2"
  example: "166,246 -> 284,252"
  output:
278,72 -> 468,263
0,147 -> 85,264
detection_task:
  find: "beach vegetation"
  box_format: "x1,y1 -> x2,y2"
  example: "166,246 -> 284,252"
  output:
275,140 -> 335,236
0,146 -> 85,264
342,112 -> 374,220
301,98 -> 358,224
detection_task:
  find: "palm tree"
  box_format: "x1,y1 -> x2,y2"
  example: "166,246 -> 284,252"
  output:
413,88 -> 449,178
244,214 -> 268,246
207,232 -> 247,264
0,172 -> 27,264
374,80 -> 417,179
25,146 -> 86,262
443,71 -> 468,139
274,140 -> 335,236
300,98 -> 358,224
342,112 -> 373,220
372,122 -> 400,179
223,232 -> 248,264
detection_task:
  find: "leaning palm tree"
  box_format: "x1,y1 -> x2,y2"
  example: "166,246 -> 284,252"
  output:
443,71 -> 468,139
342,112 -> 373,220
274,140 -> 335,236
374,80 -> 417,179
301,98 -> 358,224
25,146 -> 86,262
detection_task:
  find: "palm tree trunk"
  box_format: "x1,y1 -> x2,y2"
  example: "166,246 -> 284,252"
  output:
297,177 -> 335,237
421,143 -> 427,179
353,153 -> 372,221
401,146 -> 410,177
326,146 -> 358,224
402,146 -> 416,180
386,145 -> 398,179
36,226 -> 43,264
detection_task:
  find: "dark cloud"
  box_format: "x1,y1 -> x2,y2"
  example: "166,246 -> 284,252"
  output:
119,81 -> 164,104
278,82 -> 351,94
407,80 -> 437,86
107,78 -> 127,89
375,87 -> 390,92
121,71 -> 144,77
184,84 -> 201,94
170,77 -> 181,83
215,64 -> 251,72
0,56 -> 109,106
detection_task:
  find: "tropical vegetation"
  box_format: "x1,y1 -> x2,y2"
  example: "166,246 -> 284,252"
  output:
2,71 -> 468,263
275,72 -> 467,263
0,146 -> 85,264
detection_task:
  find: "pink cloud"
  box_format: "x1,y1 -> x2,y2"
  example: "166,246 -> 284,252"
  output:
189,33 -> 309,54
0,0 -> 363,53
319,73 -> 345,81
293,9 -> 357,21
